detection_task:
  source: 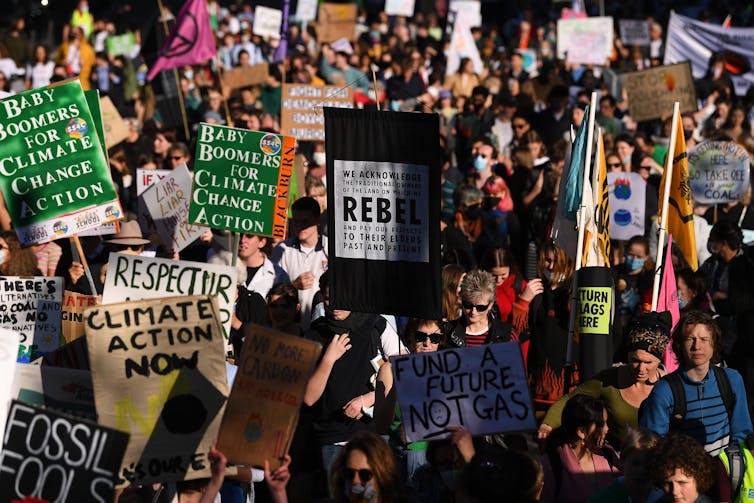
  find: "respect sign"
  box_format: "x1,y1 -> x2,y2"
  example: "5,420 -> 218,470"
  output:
0,400 -> 129,503
0,276 -> 63,363
101,253 -> 237,343
85,296 -> 228,487
623,63 -> 697,122
391,343 -> 535,442
0,80 -> 122,245
688,141 -> 751,204
141,164 -> 206,252
217,325 -> 321,469
280,84 -> 353,141
189,124 -> 295,238
333,160 -> 430,263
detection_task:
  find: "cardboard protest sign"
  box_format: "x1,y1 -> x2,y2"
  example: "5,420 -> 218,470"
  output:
100,96 -> 129,148
220,63 -> 269,98
136,168 -> 171,196
107,32 -> 138,56
62,290 -> 98,342
0,328 -> 20,440
217,325 -> 321,468
577,267 -> 615,384
325,108 -> 442,318
12,364 -> 96,420
0,80 -> 123,245
316,3 -> 358,43
141,164 -> 206,252
295,0 -> 318,22
623,63 -> 697,122
0,400 -> 129,502
101,253 -> 237,343
688,141 -> 751,204
391,343 -> 535,442
85,295 -> 229,486
281,84 -> 353,141
448,0 -> 482,28
385,0 -> 415,17
607,172 -> 645,240
189,124 -> 295,238
253,6 -> 282,39
619,19 -> 650,46
0,276 -> 63,362
556,17 -> 613,65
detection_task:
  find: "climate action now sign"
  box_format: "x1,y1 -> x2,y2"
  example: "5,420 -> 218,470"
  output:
189,124 -> 294,238
0,80 -> 122,245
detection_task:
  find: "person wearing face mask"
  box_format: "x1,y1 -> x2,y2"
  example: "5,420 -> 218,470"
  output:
614,236 -> 654,338
331,431 -> 405,503
676,268 -> 709,314
452,185 -> 504,265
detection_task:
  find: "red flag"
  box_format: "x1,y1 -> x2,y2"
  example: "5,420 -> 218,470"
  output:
657,234 -> 681,372
147,0 -> 217,81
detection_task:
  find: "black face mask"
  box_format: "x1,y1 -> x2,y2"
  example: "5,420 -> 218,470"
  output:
683,129 -> 694,141
465,205 -> 483,219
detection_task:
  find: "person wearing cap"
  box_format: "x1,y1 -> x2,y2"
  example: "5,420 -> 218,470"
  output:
271,197 -> 328,329
68,220 -> 151,295
539,311 -> 672,447
640,310 -> 753,456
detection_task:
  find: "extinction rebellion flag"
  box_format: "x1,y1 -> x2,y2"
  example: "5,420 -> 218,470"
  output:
324,108 -> 441,318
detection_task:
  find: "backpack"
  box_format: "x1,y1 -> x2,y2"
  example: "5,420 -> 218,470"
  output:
664,365 -> 735,431
721,441 -> 746,499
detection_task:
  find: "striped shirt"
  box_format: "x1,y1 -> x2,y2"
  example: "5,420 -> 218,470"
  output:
465,327 -> 488,347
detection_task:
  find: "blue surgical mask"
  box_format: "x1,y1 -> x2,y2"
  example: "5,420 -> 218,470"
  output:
345,481 -> 377,503
474,155 -> 488,172
390,100 -> 401,112
678,292 -> 689,310
625,256 -> 645,272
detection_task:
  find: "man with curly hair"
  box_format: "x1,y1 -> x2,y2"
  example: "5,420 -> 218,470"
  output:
652,432 -> 715,503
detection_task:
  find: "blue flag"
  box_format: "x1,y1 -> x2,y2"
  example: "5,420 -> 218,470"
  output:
562,105 -> 589,221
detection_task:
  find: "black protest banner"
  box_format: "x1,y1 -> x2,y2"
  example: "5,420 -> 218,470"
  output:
12,364 -> 96,420
391,343 -> 535,442
577,266 -> 615,382
85,295 -> 229,487
324,108 -> 441,318
0,400 -> 129,503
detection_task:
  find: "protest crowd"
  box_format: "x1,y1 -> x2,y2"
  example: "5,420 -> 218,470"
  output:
5,0 -> 754,502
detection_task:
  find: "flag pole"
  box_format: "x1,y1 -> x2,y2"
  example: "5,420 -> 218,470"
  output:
156,0 -> 191,141
652,101 -> 681,311
565,91 -> 597,377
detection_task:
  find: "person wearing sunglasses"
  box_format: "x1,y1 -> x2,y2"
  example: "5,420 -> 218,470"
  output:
605,152 -> 624,173
447,268 -> 513,348
167,142 -> 192,170
331,431 -> 404,503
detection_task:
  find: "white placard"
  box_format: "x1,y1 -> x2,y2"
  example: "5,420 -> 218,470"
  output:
253,6 -> 283,39
607,172 -> 646,240
385,0 -> 415,17
0,328 -> 20,437
295,0 -> 318,22
557,17 -> 614,65
619,19 -> 650,46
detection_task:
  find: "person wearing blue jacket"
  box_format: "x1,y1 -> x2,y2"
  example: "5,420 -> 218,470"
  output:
640,310 -> 753,456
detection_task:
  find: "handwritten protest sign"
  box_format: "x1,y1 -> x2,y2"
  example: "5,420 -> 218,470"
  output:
556,17 -> 613,65
136,168 -> 171,196
217,325 -> 321,469
12,364 -> 96,420
40,336 -> 90,370
0,400 -> 129,502
607,172 -> 645,240
0,328 -> 20,439
141,164 -> 205,252
623,63 -> 697,122
295,0 -> 318,22
391,343 -> 535,442
281,84 -> 353,141
448,0 -> 482,28
100,96 -> 129,149
101,253 -> 236,343
253,6 -> 283,39
0,276 -> 63,362
688,141 -> 751,204
62,290 -> 98,343
107,32 -> 138,56
316,3 -> 358,42
619,19 -> 650,46
385,0 -> 415,16
85,295 -> 228,486
220,63 -> 269,98
0,80 -> 123,245
189,124 -> 294,238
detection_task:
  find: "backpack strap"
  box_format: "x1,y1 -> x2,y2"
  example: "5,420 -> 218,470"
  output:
725,441 -> 745,497
712,365 -> 735,421
664,372 -> 687,431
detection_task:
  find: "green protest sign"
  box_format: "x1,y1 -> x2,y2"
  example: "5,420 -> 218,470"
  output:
0,80 -> 122,245
106,33 -> 137,56
85,89 -> 107,160
189,123 -> 294,238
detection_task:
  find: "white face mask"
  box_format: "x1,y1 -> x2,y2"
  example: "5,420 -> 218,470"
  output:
0,250 -> 6,265
312,152 -> 326,166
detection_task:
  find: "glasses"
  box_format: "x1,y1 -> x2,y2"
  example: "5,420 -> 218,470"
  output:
462,301 -> 491,312
343,468 -> 373,482
115,244 -> 142,251
608,162 -> 622,168
415,331 -> 442,344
